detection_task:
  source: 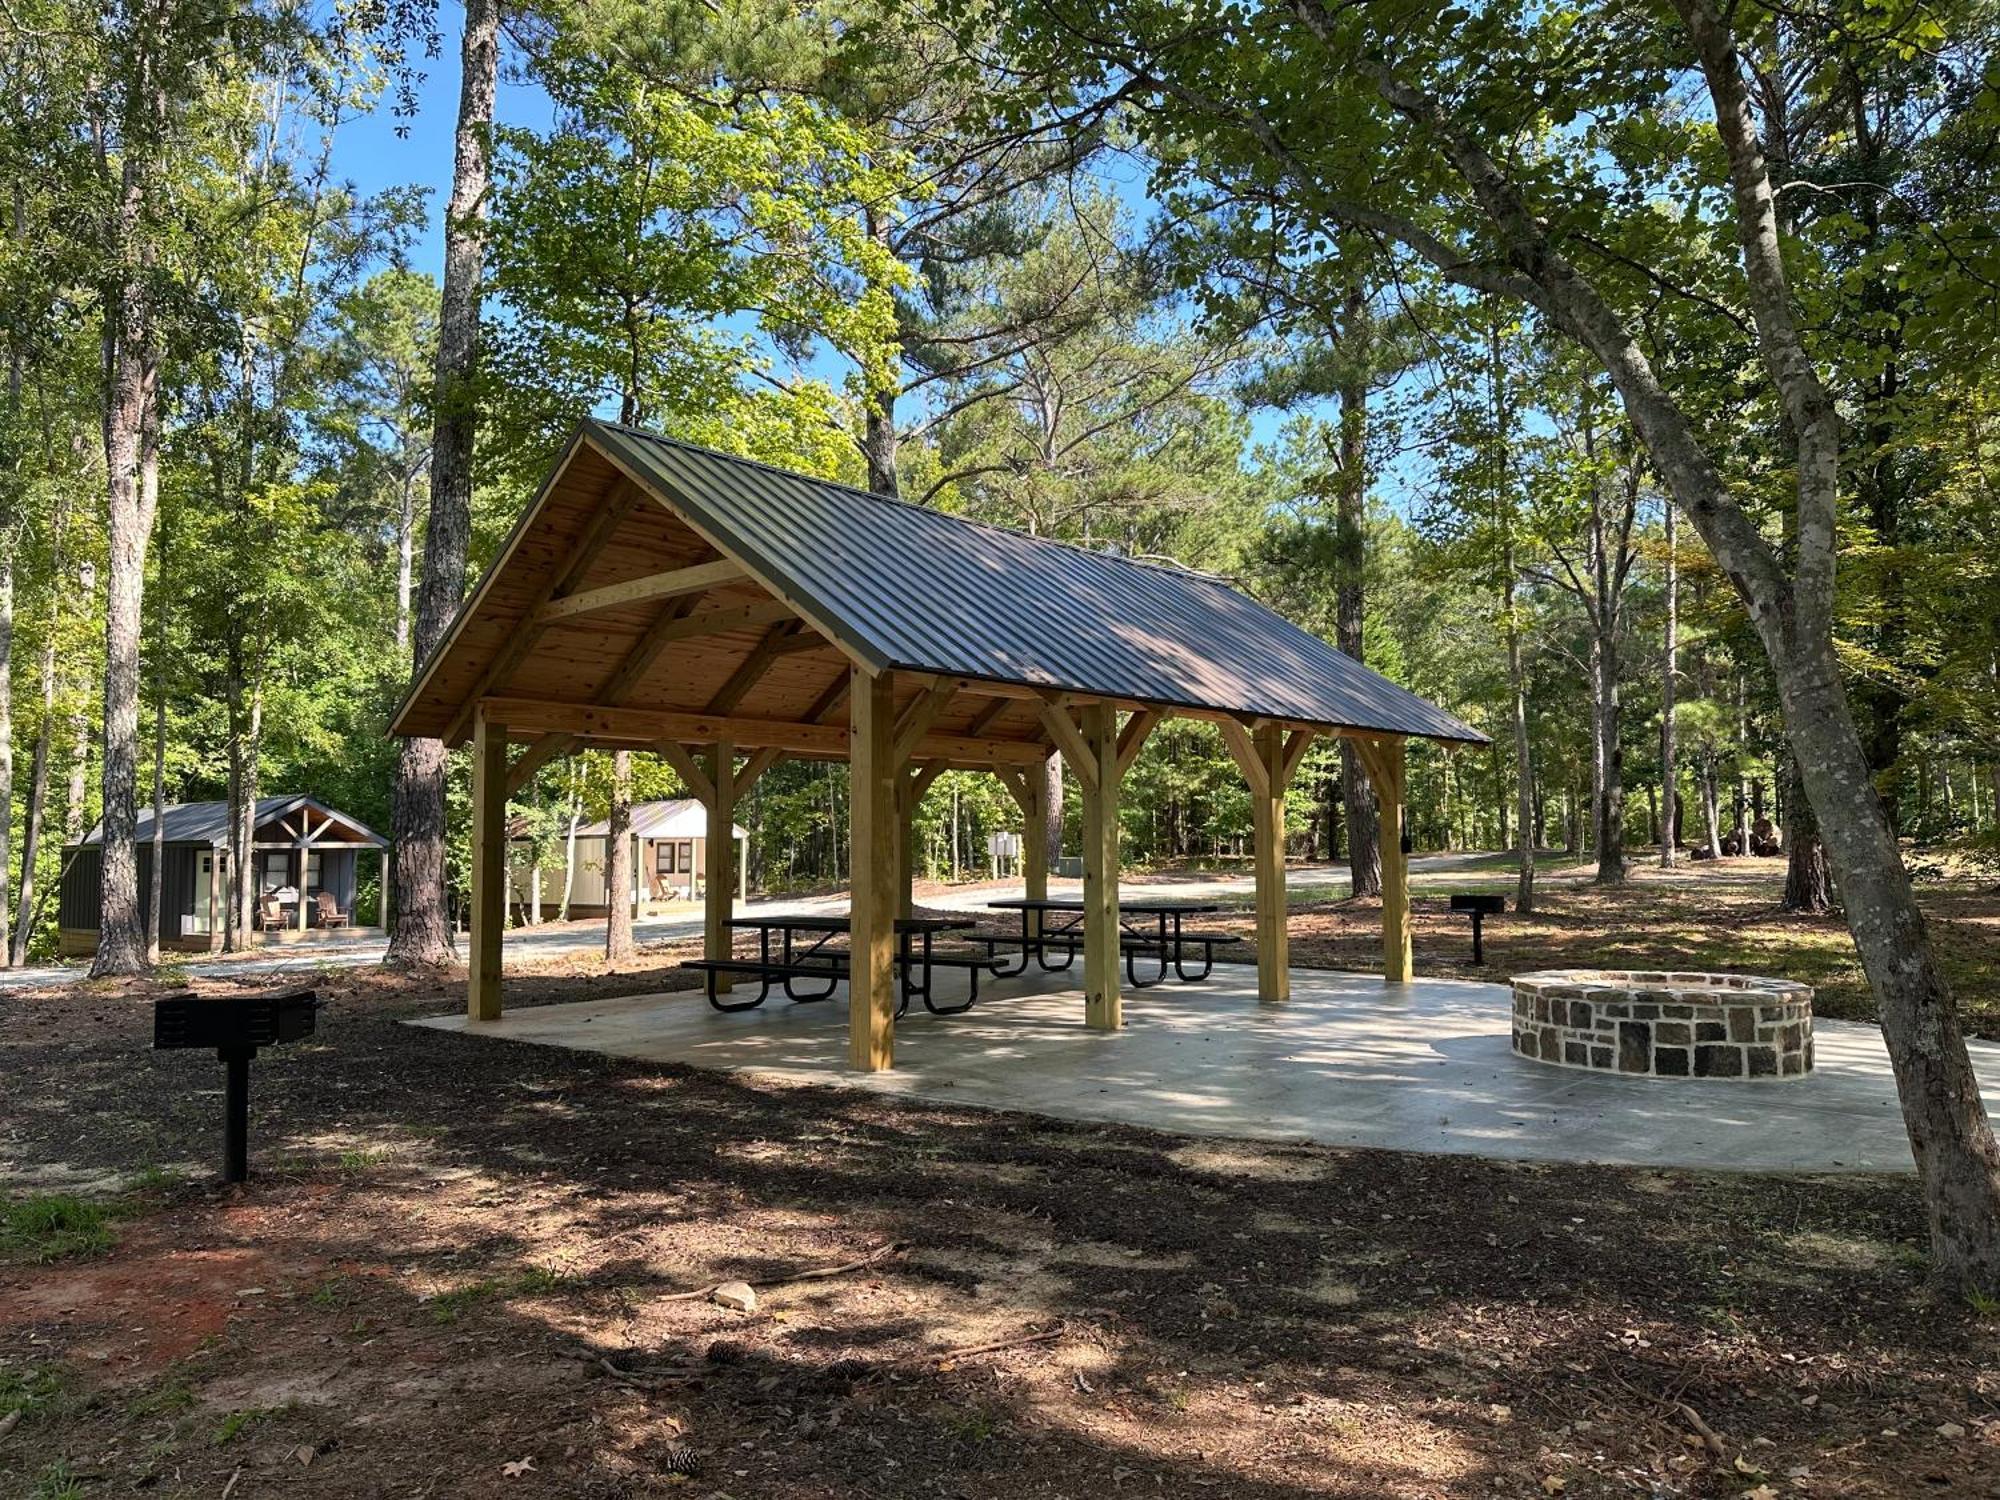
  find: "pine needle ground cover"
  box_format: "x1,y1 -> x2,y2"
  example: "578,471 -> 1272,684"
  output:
1,863 -> 1997,1497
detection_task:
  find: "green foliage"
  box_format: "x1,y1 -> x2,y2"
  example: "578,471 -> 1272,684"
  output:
0,1194 -> 117,1263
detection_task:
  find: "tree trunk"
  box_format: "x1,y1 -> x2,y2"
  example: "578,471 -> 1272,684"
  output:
1782,752 -> 1832,913
1660,501 -> 1679,866
1589,449 -> 1626,883
91,102 -> 166,977
144,518 -> 168,964
559,767 -> 580,920
387,0 -> 498,968
860,208 -> 901,498
606,750 -> 633,959
1042,749 -> 1063,872
0,521 -> 14,965
394,467 -> 416,657
12,598 -> 60,967
1334,286 -> 1381,897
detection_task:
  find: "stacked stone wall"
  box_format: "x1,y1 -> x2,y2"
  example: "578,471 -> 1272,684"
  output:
1511,970 -> 1813,1080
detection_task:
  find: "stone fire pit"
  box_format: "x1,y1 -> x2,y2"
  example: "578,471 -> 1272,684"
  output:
1511,970 -> 1814,1080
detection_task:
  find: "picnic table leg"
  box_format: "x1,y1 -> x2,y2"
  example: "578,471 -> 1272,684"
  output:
1170,911 -> 1214,982
986,909 -> 1030,978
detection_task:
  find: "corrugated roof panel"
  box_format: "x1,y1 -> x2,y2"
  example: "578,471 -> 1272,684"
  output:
80,796 -> 389,848
591,422 -> 1487,744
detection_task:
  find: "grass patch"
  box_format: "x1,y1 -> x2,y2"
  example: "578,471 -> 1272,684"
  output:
513,1264 -> 584,1295
0,1193 -> 117,1263
0,1364 -> 65,1420
28,1461 -> 84,1500
212,1405 -> 283,1446
426,1279 -> 503,1324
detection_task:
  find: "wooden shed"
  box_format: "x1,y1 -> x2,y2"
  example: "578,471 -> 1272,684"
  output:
509,798 -> 747,917
390,420 -> 1486,1070
59,796 -> 389,955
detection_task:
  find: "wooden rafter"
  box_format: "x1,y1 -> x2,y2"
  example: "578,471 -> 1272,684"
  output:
441,487 -> 647,745
705,621 -> 801,715
535,557 -> 747,623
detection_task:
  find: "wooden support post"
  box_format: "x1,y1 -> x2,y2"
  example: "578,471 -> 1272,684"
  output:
849,668 -> 897,1071
468,707 -> 508,1021
1023,764 -> 1049,937
704,740 -> 736,990
207,851 -> 223,954
895,773 -> 916,921
382,845 -> 394,932
295,839 -> 309,930
1357,735 -> 1412,982
738,833 -> 748,901
1251,722 -> 1288,1002
1079,701 -> 1120,1031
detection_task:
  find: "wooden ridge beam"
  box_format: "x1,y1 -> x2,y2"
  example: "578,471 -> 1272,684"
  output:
535,558 -> 748,623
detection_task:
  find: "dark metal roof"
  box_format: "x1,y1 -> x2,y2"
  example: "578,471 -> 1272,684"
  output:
79,796 -> 389,848
590,421 -> 1488,744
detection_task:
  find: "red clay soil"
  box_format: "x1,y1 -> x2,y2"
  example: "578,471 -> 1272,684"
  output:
0,954 -> 1997,1498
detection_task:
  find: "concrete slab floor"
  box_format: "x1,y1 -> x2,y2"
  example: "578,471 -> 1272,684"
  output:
408,965 -> 2000,1174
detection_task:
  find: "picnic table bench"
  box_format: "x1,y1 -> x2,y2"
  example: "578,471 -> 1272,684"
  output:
683,915 -> 989,1017
985,897 -> 1243,988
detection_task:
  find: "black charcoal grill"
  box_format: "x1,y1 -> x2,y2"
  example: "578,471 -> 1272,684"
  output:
1448,893 -> 1506,965
153,989 -> 319,1182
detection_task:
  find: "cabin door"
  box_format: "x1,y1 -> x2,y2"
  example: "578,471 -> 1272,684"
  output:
189,850 -> 215,935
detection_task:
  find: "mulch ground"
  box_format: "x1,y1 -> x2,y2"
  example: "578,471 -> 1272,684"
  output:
3,940 -> 2000,1499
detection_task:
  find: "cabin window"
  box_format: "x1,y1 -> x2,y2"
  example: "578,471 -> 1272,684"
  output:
307,851 -> 323,894
657,843 -> 677,875
262,852 -> 294,893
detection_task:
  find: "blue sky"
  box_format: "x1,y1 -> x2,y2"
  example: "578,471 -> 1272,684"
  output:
325,12 -> 1310,462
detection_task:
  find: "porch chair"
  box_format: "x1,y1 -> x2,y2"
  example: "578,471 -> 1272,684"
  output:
258,897 -> 286,933
316,889 -> 349,929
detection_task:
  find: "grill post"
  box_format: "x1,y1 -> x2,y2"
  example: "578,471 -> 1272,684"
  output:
222,1047 -> 252,1183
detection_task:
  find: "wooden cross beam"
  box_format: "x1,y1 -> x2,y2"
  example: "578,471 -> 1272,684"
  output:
535,558 -> 748,623
482,696 -> 1048,765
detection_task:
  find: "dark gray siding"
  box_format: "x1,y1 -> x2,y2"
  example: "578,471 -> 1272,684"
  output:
59,844 -> 198,937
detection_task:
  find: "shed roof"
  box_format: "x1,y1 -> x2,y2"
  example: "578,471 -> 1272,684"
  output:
391,421 -> 1486,750
79,796 -> 388,849
572,799 -> 746,840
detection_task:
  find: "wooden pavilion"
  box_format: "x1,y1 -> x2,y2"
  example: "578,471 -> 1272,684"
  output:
389,421 -> 1486,1070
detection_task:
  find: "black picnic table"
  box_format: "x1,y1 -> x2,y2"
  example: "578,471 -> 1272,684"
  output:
984,897 -> 1238,988
704,913 -> 982,1016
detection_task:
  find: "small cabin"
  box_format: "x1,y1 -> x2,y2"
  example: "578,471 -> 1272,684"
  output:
59,796 -> 390,956
509,798 -> 746,920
